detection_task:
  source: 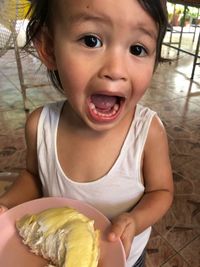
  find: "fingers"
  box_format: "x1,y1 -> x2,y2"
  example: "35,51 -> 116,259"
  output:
108,213 -> 136,258
120,223 -> 135,258
108,214 -> 130,241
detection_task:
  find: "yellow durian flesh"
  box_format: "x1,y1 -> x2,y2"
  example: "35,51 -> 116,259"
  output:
16,207 -> 100,267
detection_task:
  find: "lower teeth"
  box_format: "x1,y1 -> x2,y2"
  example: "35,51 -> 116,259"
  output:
89,103 -> 119,117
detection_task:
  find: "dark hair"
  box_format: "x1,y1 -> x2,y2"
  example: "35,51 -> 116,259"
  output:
25,0 -> 168,92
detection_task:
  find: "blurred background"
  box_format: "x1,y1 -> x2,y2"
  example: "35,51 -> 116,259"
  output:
0,1 -> 199,266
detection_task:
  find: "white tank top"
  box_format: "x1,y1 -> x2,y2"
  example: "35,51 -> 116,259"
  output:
37,100 -> 156,266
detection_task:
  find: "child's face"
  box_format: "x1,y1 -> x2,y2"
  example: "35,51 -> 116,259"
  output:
45,0 -> 158,131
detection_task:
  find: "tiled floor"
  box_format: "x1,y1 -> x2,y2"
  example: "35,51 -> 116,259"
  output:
0,29 -> 200,266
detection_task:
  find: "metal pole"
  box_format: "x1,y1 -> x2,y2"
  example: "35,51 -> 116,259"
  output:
191,31 -> 200,79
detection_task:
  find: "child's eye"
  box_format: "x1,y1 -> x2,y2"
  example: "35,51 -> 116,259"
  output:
80,35 -> 102,48
129,45 -> 147,57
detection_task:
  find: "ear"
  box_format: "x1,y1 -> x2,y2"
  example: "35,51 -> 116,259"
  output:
33,28 -> 57,70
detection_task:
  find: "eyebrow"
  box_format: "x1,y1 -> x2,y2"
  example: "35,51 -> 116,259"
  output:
68,12 -> 111,26
68,12 -> 157,41
137,24 -> 158,41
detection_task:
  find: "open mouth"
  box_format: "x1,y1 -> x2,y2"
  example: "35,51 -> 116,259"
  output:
88,94 -> 125,121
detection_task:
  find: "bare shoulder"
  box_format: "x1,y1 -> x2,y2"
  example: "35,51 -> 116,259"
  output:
25,107 -> 44,175
25,107 -> 43,138
144,114 -> 170,169
143,114 -> 173,193
149,114 -> 166,139
145,114 -> 168,150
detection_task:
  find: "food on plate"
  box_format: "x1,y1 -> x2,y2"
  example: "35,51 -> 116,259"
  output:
16,206 -> 100,267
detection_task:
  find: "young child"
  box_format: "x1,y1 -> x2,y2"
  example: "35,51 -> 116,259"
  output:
0,0 -> 174,266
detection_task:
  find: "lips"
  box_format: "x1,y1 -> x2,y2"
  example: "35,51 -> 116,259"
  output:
88,94 -> 125,122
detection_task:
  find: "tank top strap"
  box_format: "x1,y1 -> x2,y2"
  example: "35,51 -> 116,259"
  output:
37,100 -> 65,149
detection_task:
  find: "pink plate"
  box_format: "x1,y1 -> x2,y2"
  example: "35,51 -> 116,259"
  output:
0,197 -> 126,267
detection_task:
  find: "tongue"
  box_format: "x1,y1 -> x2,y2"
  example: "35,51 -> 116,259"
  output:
91,94 -> 118,109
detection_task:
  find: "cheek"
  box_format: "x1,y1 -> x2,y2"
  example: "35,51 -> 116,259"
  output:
55,54 -> 87,93
135,66 -> 154,94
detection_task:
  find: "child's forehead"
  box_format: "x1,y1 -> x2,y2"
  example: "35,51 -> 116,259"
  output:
54,0 -> 155,26
55,0 -> 145,16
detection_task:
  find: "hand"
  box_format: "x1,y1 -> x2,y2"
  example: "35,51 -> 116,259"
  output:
107,212 -> 136,258
0,205 -> 8,215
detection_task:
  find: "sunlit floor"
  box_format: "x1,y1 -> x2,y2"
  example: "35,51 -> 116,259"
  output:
0,30 -> 200,266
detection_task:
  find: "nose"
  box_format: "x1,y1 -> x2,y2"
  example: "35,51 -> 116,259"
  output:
98,49 -> 128,82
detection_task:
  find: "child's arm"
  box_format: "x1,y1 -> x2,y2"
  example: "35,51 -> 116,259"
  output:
108,115 -> 174,257
0,108 -> 43,210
